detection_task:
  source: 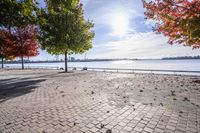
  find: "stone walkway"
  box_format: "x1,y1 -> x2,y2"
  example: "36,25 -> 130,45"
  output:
0,69 -> 199,133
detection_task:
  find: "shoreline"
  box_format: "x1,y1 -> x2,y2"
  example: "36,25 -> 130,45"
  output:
2,58 -> 200,64
1,67 -> 200,77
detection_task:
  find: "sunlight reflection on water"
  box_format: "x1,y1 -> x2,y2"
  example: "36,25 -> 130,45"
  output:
5,59 -> 200,75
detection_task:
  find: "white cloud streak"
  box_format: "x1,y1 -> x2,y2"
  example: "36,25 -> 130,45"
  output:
88,32 -> 200,59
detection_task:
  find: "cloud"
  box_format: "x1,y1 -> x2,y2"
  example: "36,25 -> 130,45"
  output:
87,32 -> 200,59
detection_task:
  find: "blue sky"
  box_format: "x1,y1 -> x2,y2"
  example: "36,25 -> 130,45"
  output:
32,0 -> 200,61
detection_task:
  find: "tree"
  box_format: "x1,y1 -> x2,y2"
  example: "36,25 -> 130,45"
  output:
12,25 -> 39,69
0,30 -> 15,68
40,0 -> 94,72
143,0 -> 200,48
0,0 -> 42,29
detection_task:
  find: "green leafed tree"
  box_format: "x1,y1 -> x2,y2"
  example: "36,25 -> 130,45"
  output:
40,0 -> 94,72
0,0 -> 43,29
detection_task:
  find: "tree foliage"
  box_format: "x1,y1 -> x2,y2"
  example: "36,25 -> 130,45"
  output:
12,25 -> 39,58
143,0 -> 200,48
40,0 -> 94,54
0,0 -> 43,29
0,25 -> 39,69
0,30 -> 15,60
0,30 -> 15,68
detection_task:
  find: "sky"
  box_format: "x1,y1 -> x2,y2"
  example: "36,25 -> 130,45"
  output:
31,0 -> 200,61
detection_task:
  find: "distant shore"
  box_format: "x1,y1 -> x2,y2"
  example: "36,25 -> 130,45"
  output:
3,58 -> 200,64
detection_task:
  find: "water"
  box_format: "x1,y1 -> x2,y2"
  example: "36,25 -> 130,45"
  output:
4,59 -> 200,72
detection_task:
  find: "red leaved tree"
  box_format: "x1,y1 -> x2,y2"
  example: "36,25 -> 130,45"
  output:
143,0 -> 200,48
12,25 -> 39,69
0,30 -> 15,68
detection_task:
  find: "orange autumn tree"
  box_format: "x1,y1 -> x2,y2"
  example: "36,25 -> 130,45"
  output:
12,25 -> 39,69
143,0 -> 200,48
0,30 -> 15,68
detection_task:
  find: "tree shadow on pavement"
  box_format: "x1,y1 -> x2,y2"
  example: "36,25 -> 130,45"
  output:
0,78 -> 46,103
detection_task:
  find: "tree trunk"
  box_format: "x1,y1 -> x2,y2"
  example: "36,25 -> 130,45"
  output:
21,56 -> 24,70
1,57 -> 3,69
64,52 -> 68,72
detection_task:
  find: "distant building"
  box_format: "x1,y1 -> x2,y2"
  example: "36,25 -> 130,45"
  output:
70,57 -> 75,61
54,55 -> 59,61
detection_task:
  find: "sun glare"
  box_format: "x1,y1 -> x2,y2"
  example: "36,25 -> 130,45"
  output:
109,12 -> 129,36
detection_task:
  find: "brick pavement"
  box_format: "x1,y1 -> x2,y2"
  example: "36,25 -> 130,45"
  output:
0,70 -> 199,133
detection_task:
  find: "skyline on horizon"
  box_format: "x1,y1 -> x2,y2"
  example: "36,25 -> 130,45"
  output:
31,0 -> 200,61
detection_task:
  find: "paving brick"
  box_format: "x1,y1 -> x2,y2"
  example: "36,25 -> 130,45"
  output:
123,126 -> 133,132
90,127 -> 99,132
0,70 -> 199,133
134,126 -> 143,132
144,127 -> 153,133
154,128 -> 164,133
